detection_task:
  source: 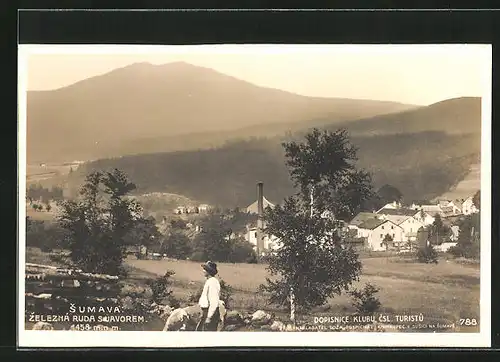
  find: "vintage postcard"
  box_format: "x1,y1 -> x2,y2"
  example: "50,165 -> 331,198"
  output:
18,44 -> 491,348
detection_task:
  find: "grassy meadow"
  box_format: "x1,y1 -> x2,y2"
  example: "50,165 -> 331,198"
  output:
127,254 -> 480,332
25,247 -> 480,332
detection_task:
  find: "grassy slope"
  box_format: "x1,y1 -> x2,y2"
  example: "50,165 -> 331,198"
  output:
436,163 -> 481,201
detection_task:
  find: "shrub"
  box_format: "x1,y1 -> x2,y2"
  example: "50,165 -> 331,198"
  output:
228,239 -> 258,264
416,244 -> 439,264
448,243 -> 480,260
219,279 -> 233,308
26,219 -> 68,252
146,270 -> 180,307
348,283 -> 382,316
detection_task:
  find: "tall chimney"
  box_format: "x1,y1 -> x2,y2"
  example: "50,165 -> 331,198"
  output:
256,182 -> 265,260
257,182 -> 264,217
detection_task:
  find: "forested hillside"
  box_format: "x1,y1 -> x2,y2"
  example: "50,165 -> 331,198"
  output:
67,130 -> 479,208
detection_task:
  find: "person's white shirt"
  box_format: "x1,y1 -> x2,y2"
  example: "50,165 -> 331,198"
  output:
198,276 -> 221,319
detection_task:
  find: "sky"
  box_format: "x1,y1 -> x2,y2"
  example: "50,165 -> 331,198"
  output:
22,44 -> 491,106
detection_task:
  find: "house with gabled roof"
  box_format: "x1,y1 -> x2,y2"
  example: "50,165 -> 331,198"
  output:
378,207 -> 430,223
349,212 -> 380,228
246,197 -> 275,214
435,199 -> 462,215
356,218 -> 404,251
461,195 -> 479,215
375,201 -> 402,213
378,213 -> 424,244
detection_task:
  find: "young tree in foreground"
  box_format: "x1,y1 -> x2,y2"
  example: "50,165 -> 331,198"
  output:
382,234 -> 393,251
262,128 -> 371,323
261,197 -> 361,321
428,213 -> 451,245
282,128 -> 374,220
58,169 -> 142,276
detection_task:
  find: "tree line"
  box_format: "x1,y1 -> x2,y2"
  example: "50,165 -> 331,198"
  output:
27,184 -> 64,204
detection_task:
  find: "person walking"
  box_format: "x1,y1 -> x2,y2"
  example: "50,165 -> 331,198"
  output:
195,261 -> 221,331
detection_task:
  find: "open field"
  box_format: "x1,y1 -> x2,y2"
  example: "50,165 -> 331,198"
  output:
437,163 -> 480,201
25,208 -> 58,222
126,255 -> 480,331
24,247 -> 480,332
26,163 -> 81,184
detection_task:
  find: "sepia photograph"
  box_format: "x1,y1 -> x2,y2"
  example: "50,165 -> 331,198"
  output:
17,44 -> 491,348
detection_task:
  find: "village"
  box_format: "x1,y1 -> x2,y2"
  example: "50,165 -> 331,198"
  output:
140,181 -> 480,260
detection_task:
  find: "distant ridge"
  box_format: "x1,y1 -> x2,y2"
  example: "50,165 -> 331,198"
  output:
328,96 -> 481,136
47,95 -> 479,160
27,61 -> 417,163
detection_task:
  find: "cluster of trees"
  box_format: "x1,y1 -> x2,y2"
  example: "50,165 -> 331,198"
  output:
362,184 -> 404,212
27,184 -> 64,204
30,170 -> 260,274
448,212 -> 480,259
55,169 -> 150,276
160,210 -> 258,263
427,214 -> 452,245
26,218 -> 68,252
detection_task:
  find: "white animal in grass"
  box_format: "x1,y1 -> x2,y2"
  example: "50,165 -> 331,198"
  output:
163,300 -> 226,331
32,322 -> 54,330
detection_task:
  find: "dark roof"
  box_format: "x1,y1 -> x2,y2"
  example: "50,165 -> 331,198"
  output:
350,212 -> 379,226
358,218 -> 387,230
377,208 -> 418,216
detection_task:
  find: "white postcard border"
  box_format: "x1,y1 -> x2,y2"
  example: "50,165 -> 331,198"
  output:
17,44 -> 492,348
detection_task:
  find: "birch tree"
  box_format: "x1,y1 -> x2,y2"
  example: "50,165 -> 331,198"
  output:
261,128 -> 372,323
261,197 -> 361,323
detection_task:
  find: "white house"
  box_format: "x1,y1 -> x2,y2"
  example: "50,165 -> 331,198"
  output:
198,204 -> 211,213
245,227 -> 281,252
378,214 -> 424,244
412,209 -> 435,226
356,219 -> 404,251
410,203 -> 443,217
174,206 -> 187,214
437,200 -> 462,215
462,196 -> 479,215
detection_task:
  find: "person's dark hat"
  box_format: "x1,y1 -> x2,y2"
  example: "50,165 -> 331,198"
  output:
201,261 -> 218,276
